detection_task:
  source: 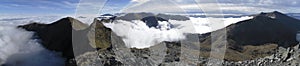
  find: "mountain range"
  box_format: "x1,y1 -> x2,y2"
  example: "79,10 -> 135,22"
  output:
14,11 -> 300,66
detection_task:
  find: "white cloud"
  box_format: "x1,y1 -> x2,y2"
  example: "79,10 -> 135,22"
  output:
100,15 -> 253,48
103,20 -> 186,48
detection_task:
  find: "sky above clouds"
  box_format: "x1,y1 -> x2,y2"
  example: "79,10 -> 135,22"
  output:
123,0 -> 300,14
0,0 -> 299,16
0,0 -> 79,15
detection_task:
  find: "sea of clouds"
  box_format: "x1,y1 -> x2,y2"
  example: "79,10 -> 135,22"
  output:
102,16 -> 253,48
103,20 -> 186,48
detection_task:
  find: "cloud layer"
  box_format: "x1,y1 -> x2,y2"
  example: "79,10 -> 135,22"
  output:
103,20 -> 185,48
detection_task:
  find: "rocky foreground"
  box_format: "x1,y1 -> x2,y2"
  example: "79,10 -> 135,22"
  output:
16,11 -> 300,66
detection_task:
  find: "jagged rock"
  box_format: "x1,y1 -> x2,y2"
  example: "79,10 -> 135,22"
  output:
221,44 -> 300,66
87,18 -> 112,50
164,42 -> 181,62
75,50 -> 123,66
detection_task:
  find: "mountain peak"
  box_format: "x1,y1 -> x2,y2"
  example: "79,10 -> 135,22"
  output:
257,11 -> 287,19
54,17 -> 88,30
255,11 -> 300,31
272,11 -> 282,14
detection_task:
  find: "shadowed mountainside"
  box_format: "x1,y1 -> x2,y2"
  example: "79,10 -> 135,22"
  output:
197,11 -> 300,61
17,17 -> 114,66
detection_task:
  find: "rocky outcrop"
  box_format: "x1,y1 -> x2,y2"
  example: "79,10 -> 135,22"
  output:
163,42 -> 181,62
86,18 -> 112,50
199,44 -> 300,66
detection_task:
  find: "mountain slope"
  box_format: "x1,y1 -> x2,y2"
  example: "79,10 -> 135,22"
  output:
18,17 -> 75,59
198,11 -> 300,61
17,17 -> 102,66
263,11 -> 300,31
18,16 -> 115,65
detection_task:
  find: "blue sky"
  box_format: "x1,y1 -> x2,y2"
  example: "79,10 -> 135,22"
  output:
0,0 -> 299,16
0,0 -> 79,15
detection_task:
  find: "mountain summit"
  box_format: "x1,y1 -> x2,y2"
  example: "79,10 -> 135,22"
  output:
258,11 -> 300,31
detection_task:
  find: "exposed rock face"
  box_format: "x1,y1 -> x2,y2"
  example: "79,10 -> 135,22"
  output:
86,18 -> 112,50
164,42 -> 181,62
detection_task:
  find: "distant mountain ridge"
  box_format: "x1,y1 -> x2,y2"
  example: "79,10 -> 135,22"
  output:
116,12 -> 190,21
